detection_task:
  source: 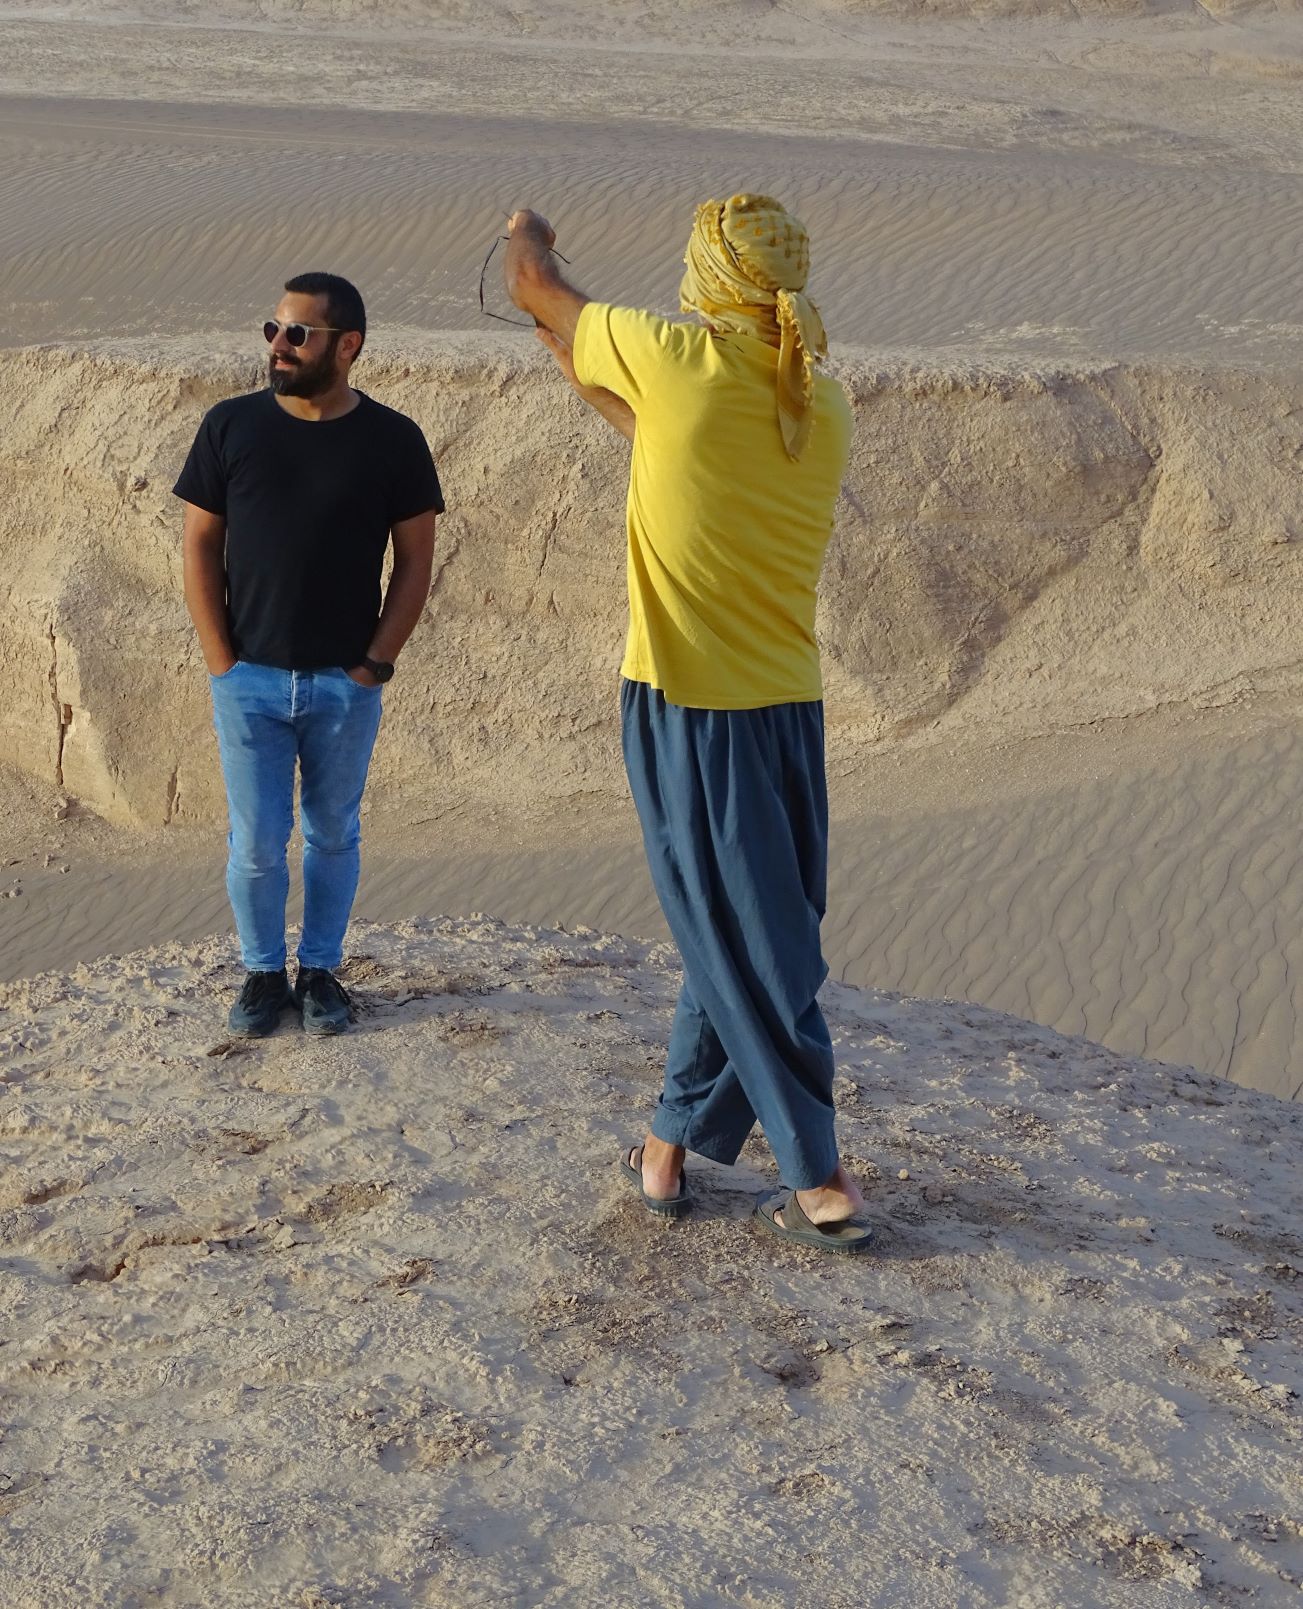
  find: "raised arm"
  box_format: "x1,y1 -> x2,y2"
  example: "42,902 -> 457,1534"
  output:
505,209 -> 635,443
504,209 -> 589,341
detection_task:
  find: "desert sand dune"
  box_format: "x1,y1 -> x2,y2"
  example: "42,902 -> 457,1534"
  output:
3,96 -> 1303,361
2,0 -> 1299,35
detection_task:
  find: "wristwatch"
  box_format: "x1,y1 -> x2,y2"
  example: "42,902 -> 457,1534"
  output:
361,656 -> 395,683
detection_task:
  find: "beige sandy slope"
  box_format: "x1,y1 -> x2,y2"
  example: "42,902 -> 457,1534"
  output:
1,916 -> 1300,1607
2,0 -> 1300,368
5,703 -> 1303,1102
2,0 -> 1300,38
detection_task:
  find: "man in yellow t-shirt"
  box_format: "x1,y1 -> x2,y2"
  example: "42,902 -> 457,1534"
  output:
505,194 -> 871,1255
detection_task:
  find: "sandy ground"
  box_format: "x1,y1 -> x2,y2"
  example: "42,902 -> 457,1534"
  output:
5,698 -> 1303,1102
3,55 -> 1303,362
2,916 -> 1301,1607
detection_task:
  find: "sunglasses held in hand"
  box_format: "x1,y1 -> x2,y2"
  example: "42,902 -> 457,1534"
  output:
262,319 -> 341,347
478,231 -> 570,327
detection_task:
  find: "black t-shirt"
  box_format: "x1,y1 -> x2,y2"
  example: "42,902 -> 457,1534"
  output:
173,389 -> 444,670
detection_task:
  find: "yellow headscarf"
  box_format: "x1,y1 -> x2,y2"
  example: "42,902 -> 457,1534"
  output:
679,193 -> 828,461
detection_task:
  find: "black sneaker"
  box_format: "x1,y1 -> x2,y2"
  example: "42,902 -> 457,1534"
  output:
228,968 -> 292,1038
294,967 -> 354,1036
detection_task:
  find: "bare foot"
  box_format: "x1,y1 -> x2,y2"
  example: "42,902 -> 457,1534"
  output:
634,1132 -> 686,1200
782,1163 -> 864,1228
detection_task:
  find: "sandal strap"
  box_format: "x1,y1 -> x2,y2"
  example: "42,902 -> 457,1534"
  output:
780,1189 -> 816,1231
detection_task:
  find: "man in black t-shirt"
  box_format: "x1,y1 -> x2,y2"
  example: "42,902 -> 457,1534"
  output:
175,271 -> 444,1038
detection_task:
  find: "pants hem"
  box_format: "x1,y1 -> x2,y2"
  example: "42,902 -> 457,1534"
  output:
296,951 -> 344,972
776,1143 -> 841,1192
651,1106 -> 749,1168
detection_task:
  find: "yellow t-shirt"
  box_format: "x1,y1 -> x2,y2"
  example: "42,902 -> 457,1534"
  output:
573,302 -> 853,711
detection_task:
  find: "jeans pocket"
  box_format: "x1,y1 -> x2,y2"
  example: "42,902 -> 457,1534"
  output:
341,668 -> 382,694
211,660 -> 243,681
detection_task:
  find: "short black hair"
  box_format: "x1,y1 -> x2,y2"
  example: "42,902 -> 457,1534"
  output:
284,271 -> 366,353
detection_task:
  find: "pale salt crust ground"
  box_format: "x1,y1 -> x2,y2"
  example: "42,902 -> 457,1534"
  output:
1,916 -> 1301,1607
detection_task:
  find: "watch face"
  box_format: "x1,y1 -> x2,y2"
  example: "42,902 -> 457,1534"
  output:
372,659 -> 395,683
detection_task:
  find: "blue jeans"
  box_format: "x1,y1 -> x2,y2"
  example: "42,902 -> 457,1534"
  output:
621,679 -> 838,1191
209,661 -> 383,973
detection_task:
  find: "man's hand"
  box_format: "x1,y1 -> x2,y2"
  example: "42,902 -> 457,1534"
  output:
507,209 -> 556,250
208,653 -> 238,677
346,665 -> 382,688
503,206 -> 588,345
504,208 -> 557,315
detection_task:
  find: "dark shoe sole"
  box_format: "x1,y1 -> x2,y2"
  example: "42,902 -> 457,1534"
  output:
228,1020 -> 281,1039
227,1001 -> 293,1039
301,1015 -> 349,1037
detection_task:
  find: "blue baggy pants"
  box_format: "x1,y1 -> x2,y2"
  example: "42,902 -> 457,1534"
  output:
620,678 -> 839,1191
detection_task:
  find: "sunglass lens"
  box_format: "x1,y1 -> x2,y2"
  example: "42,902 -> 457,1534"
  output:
262,320 -> 278,343
285,323 -> 309,347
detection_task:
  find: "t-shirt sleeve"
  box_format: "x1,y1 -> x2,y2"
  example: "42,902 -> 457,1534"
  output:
572,303 -> 677,407
388,418 -> 445,524
172,409 -> 228,516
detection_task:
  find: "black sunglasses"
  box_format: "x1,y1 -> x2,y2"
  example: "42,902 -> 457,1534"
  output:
262,319 -> 342,347
478,234 -> 571,327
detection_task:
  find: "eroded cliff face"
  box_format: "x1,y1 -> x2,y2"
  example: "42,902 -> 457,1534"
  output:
1,335 -> 1299,827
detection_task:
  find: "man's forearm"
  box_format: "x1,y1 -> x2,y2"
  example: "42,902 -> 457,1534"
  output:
580,385 -> 636,443
534,327 -> 635,443
182,541 -> 234,671
368,552 -> 434,663
509,210 -> 632,440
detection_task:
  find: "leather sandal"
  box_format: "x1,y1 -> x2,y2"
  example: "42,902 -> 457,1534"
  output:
619,1144 -> 692,1219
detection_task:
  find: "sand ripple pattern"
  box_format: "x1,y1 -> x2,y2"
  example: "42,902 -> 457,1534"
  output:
5,722 -> 1302,1102
2,96 -> 1303,361
827,726 -> 1303,1103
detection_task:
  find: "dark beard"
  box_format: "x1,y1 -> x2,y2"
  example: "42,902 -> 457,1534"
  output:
268,333 -> 340,397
